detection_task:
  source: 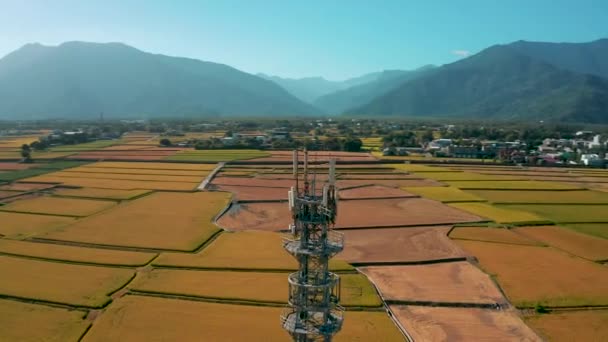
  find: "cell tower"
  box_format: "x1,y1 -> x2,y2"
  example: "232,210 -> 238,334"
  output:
281,149 -> 344,342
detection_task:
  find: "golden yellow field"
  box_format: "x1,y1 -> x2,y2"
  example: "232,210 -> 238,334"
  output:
132,269 -> 381,307
47,171 -> 204,183
22,175 -> 200,191
0,212 -> 76,239
0,299 -> 89,342
0,239 -> 156,266
91,161 -> 216,170
42,192 -> 231,250
53,187 -> 151,200
403,186 -> 485,202
0,196 -> 116,217
65,166 -> 209,176
449,227 -> 539,245
515,226 -> 608,261
449,202 -> 549,224
154,230 -> 353,271
0,255 -> 134,307
525,310 -> 608,341
82,295 -> 404,342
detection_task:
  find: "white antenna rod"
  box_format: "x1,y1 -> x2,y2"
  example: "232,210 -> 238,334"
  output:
329,158 -> 336,185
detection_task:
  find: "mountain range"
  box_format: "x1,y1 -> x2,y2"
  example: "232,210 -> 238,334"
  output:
0,39 -> 607,122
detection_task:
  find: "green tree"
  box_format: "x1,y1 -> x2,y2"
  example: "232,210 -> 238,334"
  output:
159,138 -> 172,147
20,144 -> 32,163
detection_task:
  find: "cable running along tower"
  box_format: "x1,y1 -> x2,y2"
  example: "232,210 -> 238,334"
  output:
281,149 -> 344,341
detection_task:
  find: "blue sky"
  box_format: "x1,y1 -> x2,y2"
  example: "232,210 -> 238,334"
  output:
1,0 -> 606,80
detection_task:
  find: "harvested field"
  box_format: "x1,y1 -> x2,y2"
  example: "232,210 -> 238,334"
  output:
0,182 -> 55,191
0,299 -> 89,342
0,190 -> 21,199
456,240 -> 608,307
562,223 -> 608,239
166,149 -> 270,162
499,204 -> 608,223
340,226 -> 465,264
0,239 -> 156,266
467,189 -> 608,204
83,296 -> 404,342
132,270 -> 381,307
390,164 -> 452,172
0,162 -> 41,170
449,202 -> 548,224
218,198 -> 483,231
391,306 -> 540,341
404,186 -> 484,202
53,187 -> 152,200
154,231 -> 353,271
337,178 -> 444,188
42,192 -> 231,251
360,262 -> 504,304
449,227 -> 539,245
0,196 -> 116,217
338,173 -> 416,180
211,184 -> 287,201
22,175 -> 200,191
0,255 -> 134,307
446,180 -> 581,190
525,310 -> 608,342
66,152 -> 179,161
248,150 -> 377,163
515,226 -> 608,261
0,212 -> 76,239
338,185 -> 416,199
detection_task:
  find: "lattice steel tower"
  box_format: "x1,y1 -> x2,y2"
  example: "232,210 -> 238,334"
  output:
281,149 -> 344,342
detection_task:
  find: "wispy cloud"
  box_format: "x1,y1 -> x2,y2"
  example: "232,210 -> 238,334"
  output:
451,49 -> 471,57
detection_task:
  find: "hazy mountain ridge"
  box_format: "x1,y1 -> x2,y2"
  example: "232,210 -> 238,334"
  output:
347,41 -> 608,123
314,66 -> 435,114
0,42 -> 320,119
257,71 -> 385,103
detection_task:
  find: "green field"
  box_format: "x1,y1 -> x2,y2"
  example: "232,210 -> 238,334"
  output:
446,180 -> 581,190
562,223 -> 608,239
49,140 -> 120,152
0,161 -> 89,182
499,204 -> 608,223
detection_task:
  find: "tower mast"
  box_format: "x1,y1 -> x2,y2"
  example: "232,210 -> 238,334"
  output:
283,149 -> 344,341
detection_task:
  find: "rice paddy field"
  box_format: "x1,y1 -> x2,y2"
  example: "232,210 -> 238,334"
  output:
4,157 -> 608,341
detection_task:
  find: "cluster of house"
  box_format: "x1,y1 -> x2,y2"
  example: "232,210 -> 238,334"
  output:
383,131 -> 607,167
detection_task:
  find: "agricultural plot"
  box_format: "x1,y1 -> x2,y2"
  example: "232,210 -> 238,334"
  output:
0,182 -> 55,191
337,178 -> 444,188
0,190 -> 22,199
391,306 -> 540,341
49,140 -> 120,151
65,166 -> 209,176
53,187 -> 151,200
0,162 -> 42,170
89,161 -> 216,171
446,180 -> 581,190
525,310 -> 608,342
456,240 -> 608,307
82,296 -> 404,342
0,299 -> 89,342
248,150 -> 377,163
218,198 -> 483,231
212,176 -> 295,188
467,189 -> 608,204
390,164 -> 452,172
340,226 -> 465,264
0,255 -> 134,307
23,175 -> 200,191
42,192 -> 231,251
48,171 -> 204,183
66,150 -> 179,160
449,202 -> 549,224
515,226 -> 608,261
360,262 -> 505,304
499,204 -> 608,223
338,173 -> 417,179
154,230 -> 352,271
211,184 -> 287,201
0,196 -> 116,217
562,223 -> 608,239
338,185 -> 416,199
0,239 -> 156,266
0,212 -> 76,239
449,227 -> 539,245
404,186 -> 484,202
166,149 -> 271,162
132,270 -> 381,307
361,137 -> 383,151
413,171 -> 519,181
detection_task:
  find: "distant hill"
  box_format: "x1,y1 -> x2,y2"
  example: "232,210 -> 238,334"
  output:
258,71 -> 385,103
0,42 -> 320,119
508,38 -> 608,79
348,42 -> 608,123
315,66 -> 435,114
